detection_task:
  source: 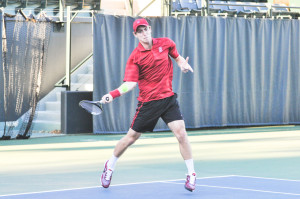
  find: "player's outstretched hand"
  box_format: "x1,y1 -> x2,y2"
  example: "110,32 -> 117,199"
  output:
177,56 -> 194,73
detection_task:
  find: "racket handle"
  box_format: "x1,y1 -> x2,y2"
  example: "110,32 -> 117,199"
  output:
99,97 -> 110,104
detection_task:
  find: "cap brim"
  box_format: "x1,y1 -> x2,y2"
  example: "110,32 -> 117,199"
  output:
134,24 -> 149,32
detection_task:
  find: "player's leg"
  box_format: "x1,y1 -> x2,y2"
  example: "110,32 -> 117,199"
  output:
168,120 -> 195,174
167,120 -> 192,160
113,128 -> 142,157
168,120 -> 196,192
101,128 -> 141,188
101,100 -> 160,188
160,95 -> 195,173
161,94 -> 196,192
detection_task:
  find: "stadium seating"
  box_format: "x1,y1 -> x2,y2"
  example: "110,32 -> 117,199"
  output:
244,2 -> 268,18
209,1 -> 236,17
3,0 -> 78,9
180,0 -> 203,15
271,4 -> 299,19
208,1 -> 300,19
209,1 -> 268,18
0,0 -> 101,15
195,0 -> 202,10
171,0 -> 191,16
228,2 -> 253,18
2,0 -> 299,19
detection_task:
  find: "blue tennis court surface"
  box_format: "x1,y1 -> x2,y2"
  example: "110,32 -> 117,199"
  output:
1,175 -> 299,199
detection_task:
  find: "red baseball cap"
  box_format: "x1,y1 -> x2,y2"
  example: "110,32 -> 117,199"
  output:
133,18 -> 149,33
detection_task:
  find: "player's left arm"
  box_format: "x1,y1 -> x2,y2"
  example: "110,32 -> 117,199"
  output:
175,55 -> 194,73
167,38 -> 193,73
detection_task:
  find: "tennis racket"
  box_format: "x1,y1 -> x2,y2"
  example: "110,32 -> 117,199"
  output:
79,97 -> 109,115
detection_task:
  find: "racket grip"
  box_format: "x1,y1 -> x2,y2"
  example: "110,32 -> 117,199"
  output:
99,97 -> 110,104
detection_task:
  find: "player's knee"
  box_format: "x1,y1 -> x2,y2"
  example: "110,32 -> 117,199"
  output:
174,129 -> 188,143
126,134 -> 140,145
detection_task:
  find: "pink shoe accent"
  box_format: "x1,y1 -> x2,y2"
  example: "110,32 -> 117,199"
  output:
184,173 -> 196,192
101,160 -> 113,188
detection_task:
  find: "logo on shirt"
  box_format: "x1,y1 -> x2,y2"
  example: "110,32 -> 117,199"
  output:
158,47 -> 163,53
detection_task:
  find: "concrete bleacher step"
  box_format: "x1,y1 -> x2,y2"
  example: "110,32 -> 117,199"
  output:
45,101 -> 61,111
35,111 -> 60,122
72,74 -> 93,84
32,57 -> 93,132
56,92 -> 61,102
71,83 -> 93,91
87,65 -> 93,73
32,120 -> 61,131
32,90 -> 62,131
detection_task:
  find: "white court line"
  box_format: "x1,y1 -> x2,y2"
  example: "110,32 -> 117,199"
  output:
3,175 -> 297,197
230,175 -> 300,182
0,175 -> 234,197
198,185 -> 300,196
162,182 -> 300,196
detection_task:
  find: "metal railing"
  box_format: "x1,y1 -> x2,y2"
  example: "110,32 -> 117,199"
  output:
55,52 -> 93,88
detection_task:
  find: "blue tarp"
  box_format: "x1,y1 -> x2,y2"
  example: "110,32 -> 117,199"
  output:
93,15 -> 300,133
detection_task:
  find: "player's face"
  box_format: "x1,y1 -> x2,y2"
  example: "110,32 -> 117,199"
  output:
134,26 -> 152,43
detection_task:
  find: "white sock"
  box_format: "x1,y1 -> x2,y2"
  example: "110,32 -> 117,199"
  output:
107,155 -> 119,171
185,159 -> 195,176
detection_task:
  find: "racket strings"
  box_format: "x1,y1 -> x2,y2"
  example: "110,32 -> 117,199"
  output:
80,101 -> 103,115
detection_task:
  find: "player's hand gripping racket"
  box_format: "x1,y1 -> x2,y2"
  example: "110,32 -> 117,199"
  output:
79,97 -> 109,115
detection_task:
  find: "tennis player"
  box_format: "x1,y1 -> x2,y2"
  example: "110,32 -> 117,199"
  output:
100,18 -> 196,192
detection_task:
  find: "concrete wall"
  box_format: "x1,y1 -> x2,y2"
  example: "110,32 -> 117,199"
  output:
40,18 -> 93,99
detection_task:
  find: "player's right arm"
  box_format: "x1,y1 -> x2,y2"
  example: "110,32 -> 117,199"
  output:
102,51 -> 139,104
101,81 -> 137,104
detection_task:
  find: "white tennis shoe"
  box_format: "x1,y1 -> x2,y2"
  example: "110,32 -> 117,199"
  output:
101,160 -> 113,188
185,173 -> 196,192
